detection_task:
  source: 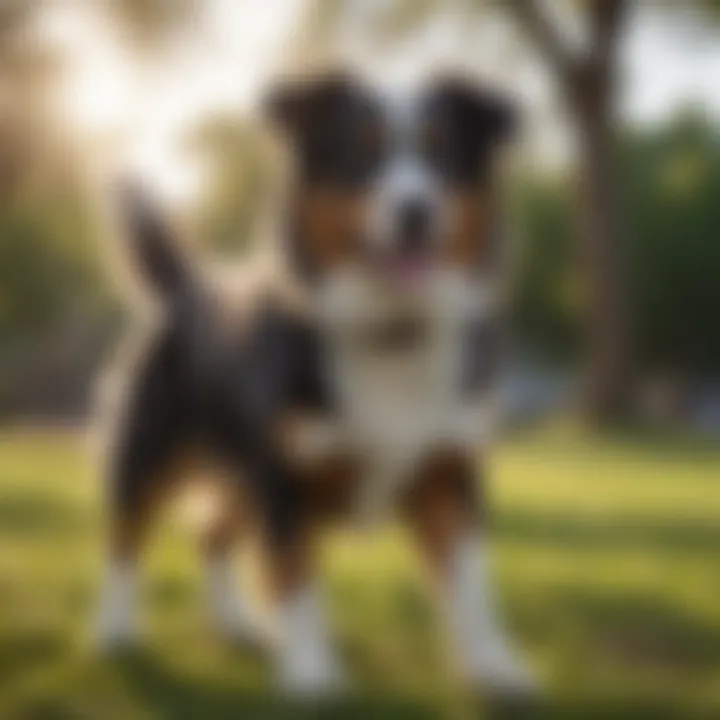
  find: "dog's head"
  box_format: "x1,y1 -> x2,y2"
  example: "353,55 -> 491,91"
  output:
266,70 -> 518,294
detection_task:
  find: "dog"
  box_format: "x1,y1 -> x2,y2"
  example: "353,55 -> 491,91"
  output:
94,69 -> 536,698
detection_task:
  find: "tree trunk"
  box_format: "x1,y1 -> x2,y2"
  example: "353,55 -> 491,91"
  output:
505,0 -> 632,423
570,69 -> 632,422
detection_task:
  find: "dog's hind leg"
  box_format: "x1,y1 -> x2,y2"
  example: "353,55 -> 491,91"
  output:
95,398 -> 182,651
200,476 -> 269,648
96,487 -> 158,650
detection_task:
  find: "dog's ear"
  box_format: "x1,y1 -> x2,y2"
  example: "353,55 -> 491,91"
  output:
263,71 -> 358,139
433,75 -> 520,146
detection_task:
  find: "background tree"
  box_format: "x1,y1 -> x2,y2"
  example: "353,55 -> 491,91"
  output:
104,0 -> 200,56
504,0 -> 631,422
514,109 -> 720,382
184,116 -> 272,257
504,0 -> 720,421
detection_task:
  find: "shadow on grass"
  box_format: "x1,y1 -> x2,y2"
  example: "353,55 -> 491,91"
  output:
0,630 -> 68,687
2,616 -> 714,719
107,649 -> 440,720
495,510 -> 720,553
487,698 -> 708,720
147,575 -> 199,608
592,424 -> 720,460
0,490 -> 93,538
547,589 -> 720,672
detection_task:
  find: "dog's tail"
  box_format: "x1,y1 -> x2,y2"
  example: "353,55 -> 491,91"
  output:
115,182 -> 194,302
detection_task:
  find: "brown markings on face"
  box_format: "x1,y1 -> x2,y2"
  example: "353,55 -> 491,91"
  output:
421,75 -> 517,276
294,187 -> 369,271
266,72 -> 385,278
442,189 -> 494,271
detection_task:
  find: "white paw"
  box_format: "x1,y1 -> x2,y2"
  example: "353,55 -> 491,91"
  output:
206,559 -> 272,649
276,583 -> 345,697
214,605 -> 274,652
447,537 -> 539,698
94,563 -> 138,651
278,650 -> 344,697
462,641 -> 538,697
94,606 -> 138,651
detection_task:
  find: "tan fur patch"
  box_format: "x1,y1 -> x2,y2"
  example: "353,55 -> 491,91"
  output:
444,190 -> 493,271
108,447 -> 253,561
265,449 -> 361,600
403,448 -> 480,578
277,409 -> 364,520
304,452 -> 363,522
277,410 -> 363,521
295,189 -> 367,270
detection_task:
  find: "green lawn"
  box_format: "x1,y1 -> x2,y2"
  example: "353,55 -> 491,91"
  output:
0,428 -> 719,718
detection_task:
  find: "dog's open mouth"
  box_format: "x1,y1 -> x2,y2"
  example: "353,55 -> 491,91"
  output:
378,247 -> 438,289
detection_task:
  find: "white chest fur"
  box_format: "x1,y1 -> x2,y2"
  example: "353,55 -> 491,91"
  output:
331,316 -> 460,451
315,269 -> 497,520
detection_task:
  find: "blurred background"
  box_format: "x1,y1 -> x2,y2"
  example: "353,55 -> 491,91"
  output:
0,1 -> 719,717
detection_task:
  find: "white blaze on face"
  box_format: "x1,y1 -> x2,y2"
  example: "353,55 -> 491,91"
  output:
365,91 -> 445,256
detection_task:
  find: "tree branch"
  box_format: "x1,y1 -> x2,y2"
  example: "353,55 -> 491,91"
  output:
505,0 -> 574,75
590,0 -> 627,65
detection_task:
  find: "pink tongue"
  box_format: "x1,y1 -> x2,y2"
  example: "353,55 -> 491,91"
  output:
387,253 -> 434,285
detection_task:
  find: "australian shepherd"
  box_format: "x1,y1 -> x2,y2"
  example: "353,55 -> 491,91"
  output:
94,69 -> 536,699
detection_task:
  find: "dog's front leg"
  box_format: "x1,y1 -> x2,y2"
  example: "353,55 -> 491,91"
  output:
445,533 -> 537,698
276,573 -> 342,695
406,449 -> 537,698
202,479 -> 269,648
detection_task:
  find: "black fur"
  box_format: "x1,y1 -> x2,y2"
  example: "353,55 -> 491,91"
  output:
268,74 -> 517,192
117,183 -> 195,299
267,73 -> 383,189
423,77 -> 518,186
112,191 -> 334,547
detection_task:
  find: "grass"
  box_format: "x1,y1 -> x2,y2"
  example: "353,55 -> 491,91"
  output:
0,428 -> 719,718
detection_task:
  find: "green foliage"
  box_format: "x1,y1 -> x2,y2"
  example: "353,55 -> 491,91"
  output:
621,110 -> 720,376
0,182 -> 112,353
513,173 -> 581,361
186,117 -> 272,257
513,110 -> 720,376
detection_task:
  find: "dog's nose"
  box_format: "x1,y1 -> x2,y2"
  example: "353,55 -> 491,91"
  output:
397,199 -> 431,252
